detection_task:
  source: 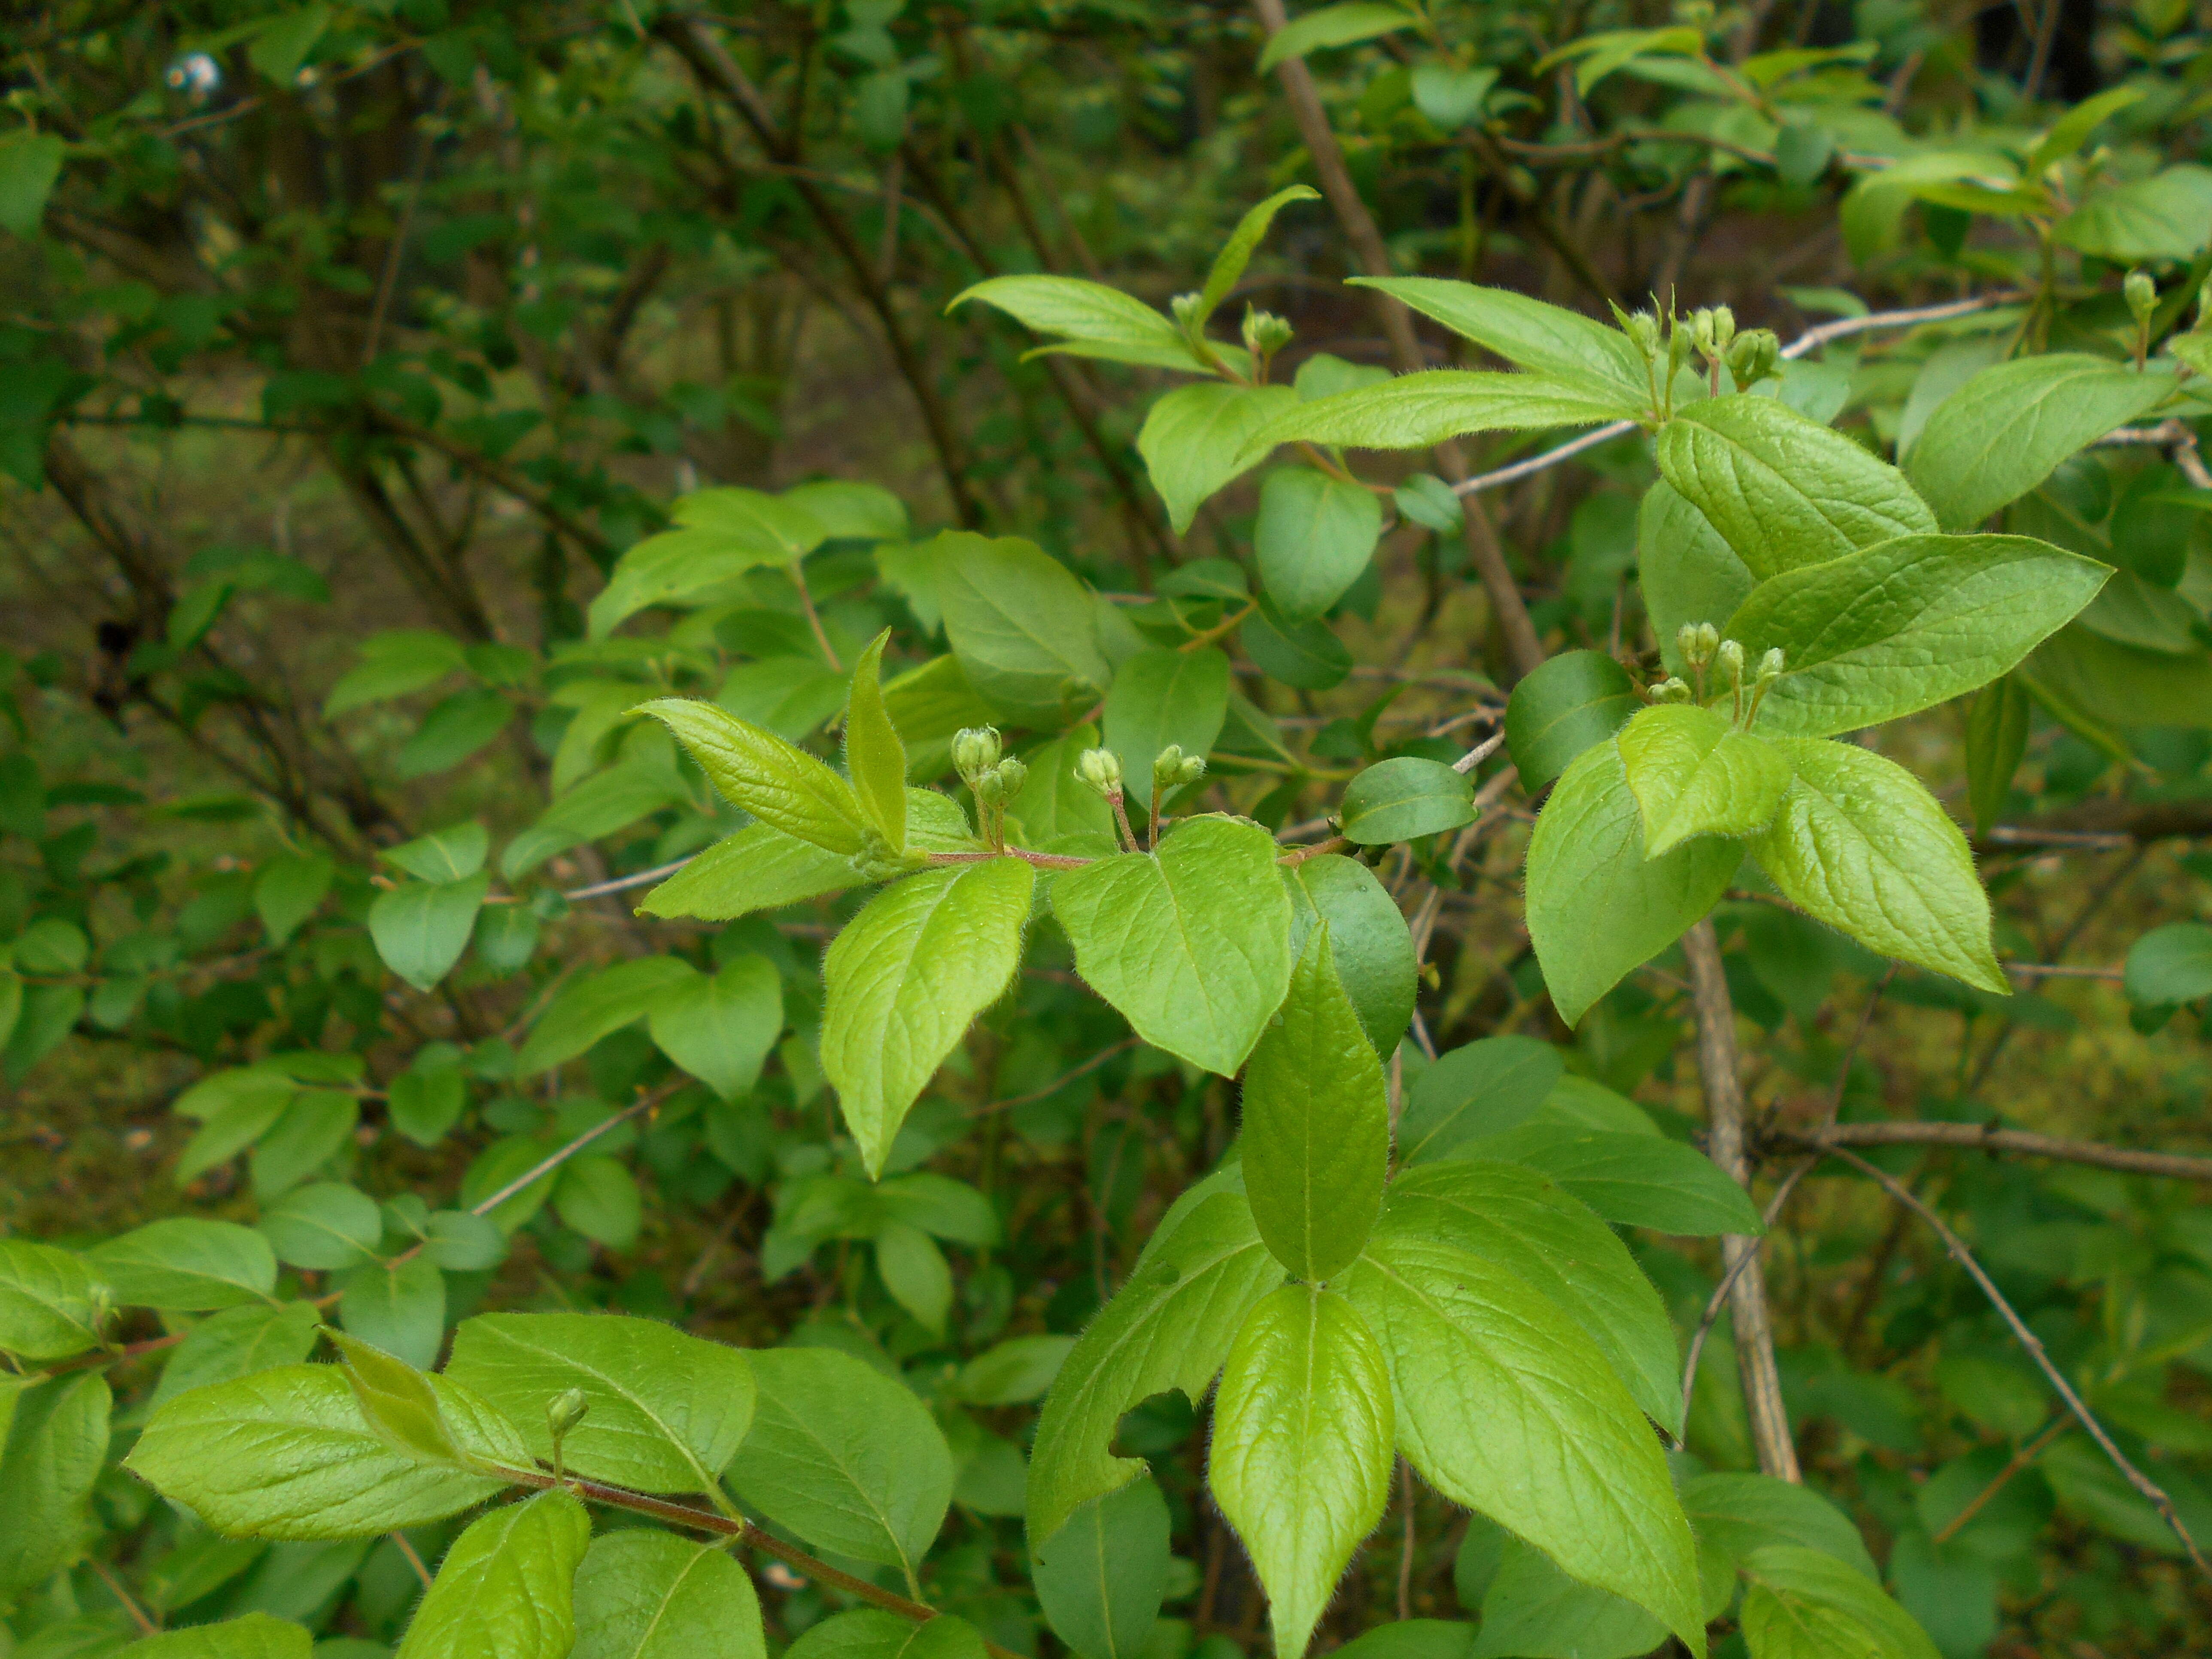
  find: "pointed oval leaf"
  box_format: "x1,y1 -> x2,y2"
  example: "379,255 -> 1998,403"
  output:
641,699 -> 865,854
1255,467 -> 1385,623
935,533 -> 1113,723
0,1373 -> 110,1600
1240,372 -> 1636,467
1504,650 -> 1638,792
1198,186 -> 1322,321
1396,1037 -> 1565,1164
1139,384 -> 1300,533
574,1529 -> 765,1659
1738,1546 -> 1940,1659
1640,483 -> 1755,677
1103,648 -> 1231,815
1347,280 -> 1650,400
1282,853 -> 1416,1056
1339,757 -> 1477,845
1616,704 -> 1792,857
368,874 -> 490,994
1030,1477 -> 1172,1659
124,1613 -> 312,1659
951,277 -> 1197,374
648,956 -> 784,1101
395,1490 -> 592,1659
1465,1124 -> 1765,1236
846,629 -> 908,852
0,1240 -> 106,1359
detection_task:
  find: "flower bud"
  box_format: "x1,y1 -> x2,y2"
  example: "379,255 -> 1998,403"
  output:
1665,311 -> 1692,384
1620,309 -> 1662,362
1678,621 -> 1719,670
951,726 -> 1001,784
1242,307 -> 1294,357
1076,747 -> 1123,800
994,756 -> 1029,800
1756,647 -> 1786,686
1691,305 -> 1735,360
1154,744 -> 1206,792
1714,638 -> 1746,687
1170,292 -> 1205,334
2125,269 -> 2158,328
548,1388 -> 590,1442
974,770 -> 1006,807
1648,677 -> 1692,704
1726,329 -> 1781,388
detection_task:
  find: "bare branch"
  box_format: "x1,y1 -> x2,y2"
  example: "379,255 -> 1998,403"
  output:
1776,1121 -> 2212,1182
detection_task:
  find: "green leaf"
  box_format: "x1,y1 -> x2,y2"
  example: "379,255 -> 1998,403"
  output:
1964,673 -> 2030,840
1339,1234 -> 1705,1655
1241,927 -> 1388,1281
1738,1546 -> 1940,1659
325,1326 -> 471,1463
1525,740 -> 1742,1026
822,859 -> 1035,1177
1380,1160 -> 1683,1435
1028,1184 -> 1285,1543
446,1310 -> 755,1496
1241,599 -> 1353,690
1396,1037 -> 1565,1164
1211,1285 -> 1395,1659
369,874 -> 491,994
2054,165 -> 2212,262
1656,395 -> 1936,580
1748,737 -> 2004,993
554,1157 -> 642,1250
1683,1474 -> 1877,1580
1103,647 -> 1231,815
1339,757 -> 1476,845
2124,922 -> 2212,1008
247,6 -> 331,82
1472,1534 -> 1665,1659
587,529 -> 772,641
951,276 -> 1199,374
1031,1479 -> 1171,1659
255,854 -> 333,946
784,479 -> 906,543
727,1346 -> 954,1575
955,1335 -> 1076,1406
336,1255 -> 447,1370
1466,1124 -> 1765,1236
1641,483 -> 1756,677
0,131 -> 67,237
935,533 -> 1113,723
1906,356 -> 2178,532
649,956 -> 783,1100
1411,61 -> 1498,128
677,486 -> 830,559
846,629 -> 908,852
787,1613 -> 988,1659
1258,2 -> 1419,72
1504,650 -> 1638,792
1725,533 -> 2109,738
395,1490 -> 592,1659
325,631 -> 467,715
151,1301 -> 323,1413
1051,816 -> 1293,1076
0,1373 -> 109,1599
425,1210 -> 508,1272
1239,373 -> 1636,466
259,1183 -> 382,1271
124,1613 -> 313,1659
126,1364 -> 522,1538
1346,280 -> 1650,403
1009,726 -> 1118,855
251,1090 -> 359,1200
1256,468 -> 1385,623
1282,853 -> 1415,1056
2026,85 -> 2143,172
875,1222 -> 952,1334
574,1530 -> 765,1659
516,956 -> 698,1075
1616,704 -> 1792,857
639,823 -> 858,921
641,699 -> 867,856
388,1063 -> 467,1148
1197,186 -> 1322,323
1139,384 -> 1299,533
89,1218 -> 276,1312
0,1240 -> 104,1359
395,689 -> 512,779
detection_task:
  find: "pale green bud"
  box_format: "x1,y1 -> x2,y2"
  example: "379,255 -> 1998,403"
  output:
1154,744 -> 1206,791
1715,638 -> 1746,687
1649,677 -> 1693,704
1756,647 -> 1786,686
1170,292 -> 1205,334
2125,269 -> 2158,328
951,726 -> 1001,784
1620,309 -> 1662,361
1691,305 -> 1735,360
1242,306 -> 1294,357
994,756 -> 1029,800
850,827 -> 912,881
974,771 -> 1006,807
1076,747 -> 1124,799
1679,621 -> 1720,670
547,1388 -> 590,1441
1726,329 -> 1781,389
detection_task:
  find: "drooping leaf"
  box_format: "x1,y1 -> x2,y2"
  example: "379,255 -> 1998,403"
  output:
1210,1285 -> 1395,1659
1138,384 -> 1300,533
1466,1123 -> 1765,1236
726,1346 -> 954,1576
1616,704 -> 1793,857
395,1490 -> 592,1659
1724,534 -> 2108,738
1282,853 -> 1416,1056
1241,927 -> 1388,1281
1255,467 -> 1385,623
573,1530 -> 766,1659
1748,737 -> 2005,994
640,699 -> 866,855
368,874 -> 490,994
935,533 -> 1113,723
1051,816 -> 1293,1076
1964,675 -> 2030,840
1338,757 -> 1477,845
1504,650 -> 1639,792
846,629 -> 908,853
647,791 -> 994,919
1525,740 -> 1743,1026
1340,1234 -> 1704,1655
822,859 -> 1035,1177
951,276 -> 1199,374
1030,1478 -> 1171,1659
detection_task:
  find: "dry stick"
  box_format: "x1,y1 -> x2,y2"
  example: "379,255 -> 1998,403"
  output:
1933,1416 -> 2071,1546
1397,1458 -> 1418,1621
1249,0 -> 1544,680
88,1555 -> 158,1638
1678,1158 -> 1814,1426
1778,1122 -> 2212,1182
1681,918 -> 1802,1481
1821,1144 -> 2212,1578
392,1529 -> 436,1590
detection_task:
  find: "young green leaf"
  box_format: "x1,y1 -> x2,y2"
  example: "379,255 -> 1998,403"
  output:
1641,484 -> 1755,676
368,873 -> 491,994
1338,757 -> 1477,845
950,276 -> 1201,374
1258,3 -> 1419,73
125,1613 -> 313,1658
1472,1534 -> 1666,1659
788,1613 -> 989,1659
846,629 -> 908,853
516,957 -> 697,1075
1282,853 -> 1416,1056
1241,927 -> 1388,1281
1395,1037 -> 1565,1164
1616,704 -> 1793,857
1905,355 -> 2178,531
382,821 -> 490,883
1028,1184 -> 1285,1544
1138,383 -> 1300,533
150,1301 -> 324,1413
875,1221 -> 953,1334
1656,395 -> 1936,580
1724,534 -> 2109,738
822,858 -> 1035,1177
643,702 -> 861,856
1347,279 -> 1651,402
1738,1546 -> 1941,1659
446,1311 -> 755,1496
254,854 -> 333,947
259,1182 -> 383,1271
1196,185 -> 1322,325
1467,1124 -> 1765,1236
396,1490 -> 592,1659
727,1346 -> 954,1577
0,1240 -> 106,1358
1964,675 -> 2030,839
1103,647 -> 1231,814
574,1530 -> 766,1659
1683,1474 -> 1878,1580
1503,650 -> 1639,792
0,1373 -> 110,1600
1255,467 -> 1383,623
1030,1477 -> 1172,1659
648,956 -> 783,1101
935,533 -> 1113,723
1211,1285 -> 1395,1659
336,1255 -> 446,1371
1749,737 -> 2005,994
1238,372 -> 1638,466
1339,1233 -> 1705,1656
387,1063 -> 467,1148
1525,740 -> 1743,1026
127,1365 -> 521,1538
325,1327 -> 472,1466
638,823 -> 859,921
1380,1160 -> 1683,1436
1051,816 -> 1293,1076
87,1218 -> 275,1313
2124,922 -> 2212,1008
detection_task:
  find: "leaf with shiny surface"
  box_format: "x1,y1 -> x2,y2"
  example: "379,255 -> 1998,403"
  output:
573,1530 -> 766,1659
395,1490 -> 592,1659
1139,383 -> 1299,533
641,699 -> 866,856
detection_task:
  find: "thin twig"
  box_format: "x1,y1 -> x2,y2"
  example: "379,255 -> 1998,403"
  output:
1679,1158 -> 1814,1423
968,1039 -> 1140,1118
1452,729 -> 1508,775
1777,1122 -> 2212,1182
88,1556 -> 158,1637
1822,1145 -> 2212,1577
1933,1416 -> 2070,1545
392,1530 -> 436,1589
466,1090 -> 670,1218
565,858 -> 694,901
